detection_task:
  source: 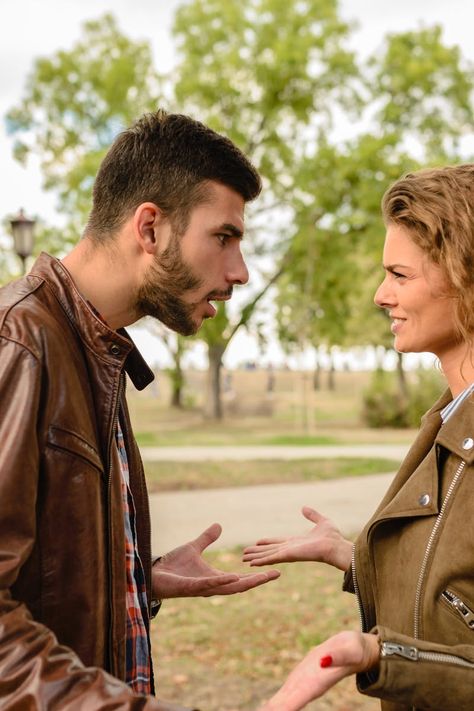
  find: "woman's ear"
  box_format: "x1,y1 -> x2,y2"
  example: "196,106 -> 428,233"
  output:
133,202 -> 167,255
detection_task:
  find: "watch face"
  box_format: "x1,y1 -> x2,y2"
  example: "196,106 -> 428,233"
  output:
150,599 -> 162,618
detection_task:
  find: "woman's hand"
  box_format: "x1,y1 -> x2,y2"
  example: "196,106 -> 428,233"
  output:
242,506 -> 353,572
259,631 -> 380,711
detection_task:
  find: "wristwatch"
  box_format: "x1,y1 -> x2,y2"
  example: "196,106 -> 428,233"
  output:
151,555 -> 162,618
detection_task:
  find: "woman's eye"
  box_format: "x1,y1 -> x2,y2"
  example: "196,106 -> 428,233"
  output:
393,271 -> 405,279
217,234 -> 228,245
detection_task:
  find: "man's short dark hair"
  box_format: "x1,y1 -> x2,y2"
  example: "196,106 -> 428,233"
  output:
86,109 -> 262,240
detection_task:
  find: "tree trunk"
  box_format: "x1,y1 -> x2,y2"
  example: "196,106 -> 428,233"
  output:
396,351 -> 408,399
313,350 -> 321,391
205,343 -> 226,419
168,336 -> 185,408
170,366 -> 183,408
327,353 -> 336,391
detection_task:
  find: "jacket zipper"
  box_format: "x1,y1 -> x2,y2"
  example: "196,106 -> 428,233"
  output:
381,641 -> 474,668
413,459 -> 466,640
106,370 -> 124,675
441,589 -> 474,630
352,544 -> 367,632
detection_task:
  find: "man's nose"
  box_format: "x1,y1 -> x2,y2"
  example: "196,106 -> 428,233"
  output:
227,248 -> 249,285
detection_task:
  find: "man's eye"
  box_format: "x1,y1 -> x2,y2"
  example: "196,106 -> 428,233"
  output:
393,271 -> 405,279
217,234 -> 228,245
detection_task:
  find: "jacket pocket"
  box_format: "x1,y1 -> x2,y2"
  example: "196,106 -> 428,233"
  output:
47,425 -> 103,473
440,589 -> 474,630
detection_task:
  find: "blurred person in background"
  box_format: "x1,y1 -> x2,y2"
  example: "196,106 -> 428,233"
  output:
247,164 -> 474,711
0,109 -> 279,710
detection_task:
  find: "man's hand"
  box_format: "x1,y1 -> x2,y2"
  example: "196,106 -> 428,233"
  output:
152,523 -> 280,599
242,506 -> 353,572
259,631 -> 380,711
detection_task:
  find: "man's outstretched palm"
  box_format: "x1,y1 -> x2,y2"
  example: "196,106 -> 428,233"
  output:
153,522 -> 280,599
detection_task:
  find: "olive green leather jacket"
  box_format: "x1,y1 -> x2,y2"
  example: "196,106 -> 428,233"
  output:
347,388 -> 474,710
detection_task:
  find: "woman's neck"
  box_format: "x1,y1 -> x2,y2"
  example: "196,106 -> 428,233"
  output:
439,341 -> 474,397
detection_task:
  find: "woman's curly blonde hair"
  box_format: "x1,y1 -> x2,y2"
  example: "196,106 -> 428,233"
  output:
382,164 -> 474,346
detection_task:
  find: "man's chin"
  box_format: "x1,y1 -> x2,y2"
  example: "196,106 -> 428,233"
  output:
172,318 -> 202,337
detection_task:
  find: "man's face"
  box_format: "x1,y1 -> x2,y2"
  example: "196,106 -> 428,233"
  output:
136,182 -> 249,336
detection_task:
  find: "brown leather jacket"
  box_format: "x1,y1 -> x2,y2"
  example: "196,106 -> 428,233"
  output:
346,389 -> 474,711
0,253 -> 194,710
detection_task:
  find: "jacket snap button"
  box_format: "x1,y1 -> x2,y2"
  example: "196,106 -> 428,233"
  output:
419,493 -> 430,507
462,437 -> 474,450
110,344 -> 121,356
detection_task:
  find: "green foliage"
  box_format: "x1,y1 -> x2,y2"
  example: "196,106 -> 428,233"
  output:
276,24 -> 474,356
6,13 -> 161,223
173,0 -> 359,184
371,25 -> 474,158
362,367 -> 445,428
5,6 -> 474,416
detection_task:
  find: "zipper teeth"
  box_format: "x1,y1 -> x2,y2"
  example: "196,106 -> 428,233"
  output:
418,650 -> 474,668
413,459 -> 466,639
352,544 -> 367,632
106,371 -> 124,674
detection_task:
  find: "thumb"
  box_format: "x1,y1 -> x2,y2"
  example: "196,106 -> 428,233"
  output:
193,522 -> 222,552
302,506 -> 325,525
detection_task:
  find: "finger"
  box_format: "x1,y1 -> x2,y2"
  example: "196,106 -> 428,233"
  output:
254,537 -> 286,546
242,548 -> 283,562
180,573 -> 240,594
201,570 -> 280,596
247,554 -> 287,566
193,522 -> 223,552
242,543 -> 284,555
302,506 -> 326,524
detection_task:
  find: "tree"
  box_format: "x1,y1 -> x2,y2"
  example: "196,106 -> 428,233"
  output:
170,0 -> 361,415
6,14 -> 161,240
7,5 -> 359,418
275,25 -> 474,392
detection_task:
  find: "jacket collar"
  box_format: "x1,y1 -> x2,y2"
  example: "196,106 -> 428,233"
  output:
29,252 -> 154,391
369,387 -> 473,524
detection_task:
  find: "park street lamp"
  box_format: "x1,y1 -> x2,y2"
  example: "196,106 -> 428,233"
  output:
10,208 -> 36,274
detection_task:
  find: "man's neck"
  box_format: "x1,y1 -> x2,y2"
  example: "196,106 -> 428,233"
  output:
61,237 -> 141,329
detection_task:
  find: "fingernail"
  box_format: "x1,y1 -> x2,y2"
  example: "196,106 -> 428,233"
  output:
320,655 -> 333,668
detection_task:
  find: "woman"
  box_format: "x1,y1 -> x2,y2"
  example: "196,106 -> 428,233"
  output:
247,165 -> 474,711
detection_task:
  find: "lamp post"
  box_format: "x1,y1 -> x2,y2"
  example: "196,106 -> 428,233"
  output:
10,208 -> 36,274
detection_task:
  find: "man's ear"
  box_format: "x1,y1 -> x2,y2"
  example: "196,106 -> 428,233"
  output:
133,202 -> 168,255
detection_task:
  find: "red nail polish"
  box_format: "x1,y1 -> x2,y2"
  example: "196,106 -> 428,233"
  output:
320,655 -> 333,668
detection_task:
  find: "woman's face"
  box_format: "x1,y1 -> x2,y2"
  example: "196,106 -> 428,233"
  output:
374,224 -> 459,359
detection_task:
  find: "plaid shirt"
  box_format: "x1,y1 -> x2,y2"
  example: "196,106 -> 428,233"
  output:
116,418 -> 152,694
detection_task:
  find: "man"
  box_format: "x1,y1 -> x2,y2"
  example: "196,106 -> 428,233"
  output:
0,110 -> 278,709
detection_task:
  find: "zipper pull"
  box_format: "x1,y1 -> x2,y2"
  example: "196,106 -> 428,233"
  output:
442,590 -> 474,629
381,642 -> 419,660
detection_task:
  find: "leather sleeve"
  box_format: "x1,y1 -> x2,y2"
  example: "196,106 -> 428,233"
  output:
358,625 -> 474,711
0,339 -> 197,709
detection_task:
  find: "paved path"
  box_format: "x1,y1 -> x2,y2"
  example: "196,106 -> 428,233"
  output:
145,444 -> 409,553
141,443 -> 410,462
149,471 -> 397,553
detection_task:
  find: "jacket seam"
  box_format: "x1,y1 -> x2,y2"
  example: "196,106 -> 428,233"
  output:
0,333 -> 41,362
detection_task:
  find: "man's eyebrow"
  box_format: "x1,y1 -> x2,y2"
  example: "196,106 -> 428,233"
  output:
217,223 -> 244,238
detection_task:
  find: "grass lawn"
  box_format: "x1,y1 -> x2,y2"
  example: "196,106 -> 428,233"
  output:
152,549 -> 379,710
144,457 -> 398,492
137,369 -> 405,707
127,368 -> 418,448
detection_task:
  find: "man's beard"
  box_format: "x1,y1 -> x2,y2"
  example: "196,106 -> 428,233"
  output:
136,237 -> 204,336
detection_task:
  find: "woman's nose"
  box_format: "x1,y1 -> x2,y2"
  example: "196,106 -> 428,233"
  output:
374,276 -> 394,308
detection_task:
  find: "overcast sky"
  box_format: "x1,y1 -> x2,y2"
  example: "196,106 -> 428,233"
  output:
1,0 -> 472,367
1,0 -> 473,226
